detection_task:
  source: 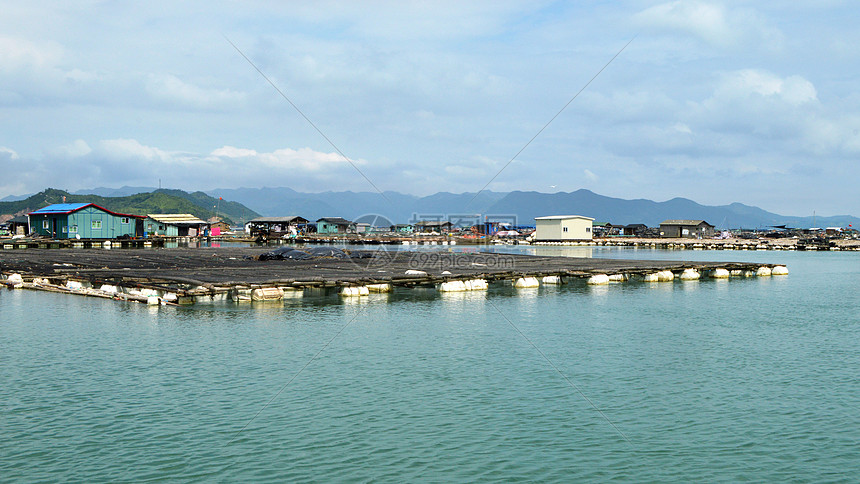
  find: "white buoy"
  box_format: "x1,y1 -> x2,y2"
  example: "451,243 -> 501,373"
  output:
643,273 -> 660,282
6,273 -> 24,288
657,270 -> 675,282
99,284 -> 119,294
514,277 -> 540,288
252,287 -> 284,301
607,274 -> 627,282
162,292 -> 178,302
439,280 -> 468,292
464,279 -> 488,291
340,286 -> 369,297
542,275 -> 562,285
771,265 -> 789,276
711,268 -> 730,279
680,268 -> 700,280
146,296 -> 160,305
587,274 -> 610,285
66,280 -> 84,291
282,287 -> 304,298
405,270 -> 427,276
756,266 -> 772,277
366,283 -> 392,293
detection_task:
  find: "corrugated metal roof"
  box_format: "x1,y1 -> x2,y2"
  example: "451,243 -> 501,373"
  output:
415,220 -> 453,226
247,216 -> 308,224
660,220 -> 710,226
147,214 -> 207,224
534,215 -> 594,220
317,217 -> 353,224
28,203 -> 144,219
29,203 -> 90,214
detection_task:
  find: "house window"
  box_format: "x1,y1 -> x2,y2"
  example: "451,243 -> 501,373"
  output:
121,217 -> 129,224
43,220 -> 50,229
92,220 -> 102,230
62,226 -> 68,233
69,225 -> 78,234
563,227 -> 568,232
586,227 -> 591,232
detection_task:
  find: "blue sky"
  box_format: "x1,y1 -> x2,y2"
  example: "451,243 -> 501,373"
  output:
0,1 -> 858,216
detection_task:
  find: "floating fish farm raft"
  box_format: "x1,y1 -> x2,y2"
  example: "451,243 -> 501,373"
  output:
1,247 -> 787,304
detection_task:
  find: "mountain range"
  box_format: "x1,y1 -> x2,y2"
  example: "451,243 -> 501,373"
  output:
0,188 -> 260,225
4,186 -> 857,229
206,187 -> 856,229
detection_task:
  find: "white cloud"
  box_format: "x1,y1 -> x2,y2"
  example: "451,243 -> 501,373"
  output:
2,139 -> 375,194
634,1 -> 784,50
0,146 -> 20,161
636,1 -> 732,46
0,2 -> 858,215
97,138 -> 171,161
673,123 -> 692,134
0,36 -> 63,72
52,139 -> 92,158
145,74 -> 246,110
714,69 -> 817,105
209,146 -> 358,171
211,146 -> 257,158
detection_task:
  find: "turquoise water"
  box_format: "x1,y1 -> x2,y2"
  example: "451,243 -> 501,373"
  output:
2,248 -> 858,482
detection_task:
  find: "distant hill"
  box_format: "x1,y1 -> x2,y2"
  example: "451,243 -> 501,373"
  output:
72,186 -> 156,197
0,188 -> 261,225
8,186 -> 856,229
485,189 -> 860,229
207,187 -> 507,222
210,186 -> 860,228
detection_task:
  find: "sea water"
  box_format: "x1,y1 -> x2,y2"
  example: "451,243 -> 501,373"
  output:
1,247 -> 858,482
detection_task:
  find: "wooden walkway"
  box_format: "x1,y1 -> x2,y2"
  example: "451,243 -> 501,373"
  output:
0,247 -> 783,303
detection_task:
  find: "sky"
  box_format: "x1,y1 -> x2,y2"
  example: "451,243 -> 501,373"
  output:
0,1 -> 858,216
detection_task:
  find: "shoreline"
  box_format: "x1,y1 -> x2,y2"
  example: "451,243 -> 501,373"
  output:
3,234 -> 860,251
1,247 -> 785,305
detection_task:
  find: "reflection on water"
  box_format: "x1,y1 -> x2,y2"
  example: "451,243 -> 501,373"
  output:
163,239 -> 254,249
4,249 -> 857,482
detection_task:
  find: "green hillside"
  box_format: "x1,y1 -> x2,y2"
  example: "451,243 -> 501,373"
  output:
0,188 -> 261,225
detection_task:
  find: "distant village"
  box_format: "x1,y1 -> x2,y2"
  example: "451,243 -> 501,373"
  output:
1,201 -> 858,249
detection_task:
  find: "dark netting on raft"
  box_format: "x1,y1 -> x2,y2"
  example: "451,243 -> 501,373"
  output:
257,247 -> 312,260
306,247 -> 348,258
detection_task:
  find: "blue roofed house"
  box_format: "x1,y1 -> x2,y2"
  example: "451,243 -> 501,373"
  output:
28,203 -> 144,239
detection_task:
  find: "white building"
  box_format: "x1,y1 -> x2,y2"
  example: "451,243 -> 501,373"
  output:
534,215 -> 594,241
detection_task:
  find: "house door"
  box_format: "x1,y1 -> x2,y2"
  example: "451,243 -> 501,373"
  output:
52,219 -> 59,239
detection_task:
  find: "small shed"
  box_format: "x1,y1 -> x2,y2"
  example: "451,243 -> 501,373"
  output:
415,221 -> 454,233
659,220 -> 715,238
534,215 -> 594,241
145,214 -> 209,237
391,224 -> 414,234
7,215 -> 31,236
623,224 -> 648,236
317,217 -> 355,234
28,203 -> 144,239
246,216 -> 310,237
209,221 -> 231,235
